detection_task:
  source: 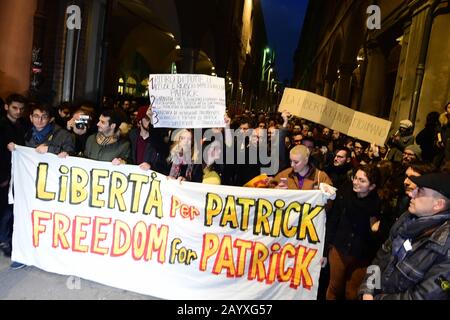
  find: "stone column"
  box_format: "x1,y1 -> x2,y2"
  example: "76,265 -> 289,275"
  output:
83,0 -> 108,102
336,62 -> 357,106
360,41 -> 386,116
323,75 -> 335,98
410,4 -> 448,134
389,7 -> 428,128
0,0 -> 38,97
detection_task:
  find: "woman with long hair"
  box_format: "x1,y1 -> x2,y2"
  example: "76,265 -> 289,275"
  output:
167,129 -> 200,181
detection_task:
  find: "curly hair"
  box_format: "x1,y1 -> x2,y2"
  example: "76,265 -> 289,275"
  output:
356,163 -> 381,187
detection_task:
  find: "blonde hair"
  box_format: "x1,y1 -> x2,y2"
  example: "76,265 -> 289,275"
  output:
290,145 -> 310,160
167,129 -> 199,163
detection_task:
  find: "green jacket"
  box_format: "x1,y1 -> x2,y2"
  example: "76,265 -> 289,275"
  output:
84,134 -> 130,163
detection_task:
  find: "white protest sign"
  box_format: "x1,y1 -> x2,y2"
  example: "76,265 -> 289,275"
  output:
149,74 -> 226,128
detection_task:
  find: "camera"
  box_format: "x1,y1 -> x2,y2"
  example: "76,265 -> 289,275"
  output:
75,114 -> 90,129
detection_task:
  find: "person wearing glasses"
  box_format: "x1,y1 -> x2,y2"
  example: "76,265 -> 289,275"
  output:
6,102 -> 75,270
351,140 -> 369,168
291,133 -> 303,147
359,172 -> 450,300
387,119 -> 415,163
9,103 -> 74,158
325,147 -> 353,190
378,162 -> 436,245
401,144 -> 422,167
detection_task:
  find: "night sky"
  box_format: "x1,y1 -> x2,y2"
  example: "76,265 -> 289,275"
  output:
260,0 -> 309,85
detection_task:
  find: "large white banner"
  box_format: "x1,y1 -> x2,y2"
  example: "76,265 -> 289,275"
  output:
148,74 -> 226,128
11,146 -> 328,300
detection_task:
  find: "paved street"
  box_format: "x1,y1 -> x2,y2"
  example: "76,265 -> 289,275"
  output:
0,251 -> 157,300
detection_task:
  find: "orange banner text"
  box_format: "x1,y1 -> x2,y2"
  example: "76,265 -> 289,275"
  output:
199,233 -> 317,290
31,210 -> 169,263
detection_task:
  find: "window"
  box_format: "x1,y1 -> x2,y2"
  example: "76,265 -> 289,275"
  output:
141,78 -> 149,97
117,77 -> 124,95
126,76 -> 137,95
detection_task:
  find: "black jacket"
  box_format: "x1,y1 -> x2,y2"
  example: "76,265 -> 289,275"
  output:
25,124 -> 75,155
326,182 -> 381,260
325,163 -> 352,190
0,116 -> 27,182
128,128 -> 169,175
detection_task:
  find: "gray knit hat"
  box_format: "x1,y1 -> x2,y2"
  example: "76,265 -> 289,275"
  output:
404,144 -> 422,160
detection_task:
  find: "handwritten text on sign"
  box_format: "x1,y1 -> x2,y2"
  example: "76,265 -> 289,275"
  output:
280,88 -> 391,146
149,74 -> 226,128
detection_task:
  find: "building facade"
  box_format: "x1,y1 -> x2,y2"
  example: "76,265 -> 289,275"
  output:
0,0 -> 269,112
293,0 -> 450,135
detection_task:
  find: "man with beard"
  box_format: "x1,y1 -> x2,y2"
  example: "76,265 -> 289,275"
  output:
128,106 -> 169,174
391,144 -> 423,197
84,109 -> 130,164
387,119 -> 415,163
325,147 -> 353,190
402,144 -> 422,167
351,140 -> 369,168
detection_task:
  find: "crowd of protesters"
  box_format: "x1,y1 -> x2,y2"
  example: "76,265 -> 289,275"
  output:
0,93 -> 449,299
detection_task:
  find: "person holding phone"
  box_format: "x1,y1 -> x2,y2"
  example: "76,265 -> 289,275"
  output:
271,145 -> 332,190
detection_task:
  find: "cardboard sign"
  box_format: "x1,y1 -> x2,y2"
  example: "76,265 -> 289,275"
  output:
280,88 -> 391,146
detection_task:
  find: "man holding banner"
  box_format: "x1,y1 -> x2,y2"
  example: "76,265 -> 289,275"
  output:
10,144 -> 335,299
21,102 -> 75,158
84,109 -> 130,164
0,94 -> 27,258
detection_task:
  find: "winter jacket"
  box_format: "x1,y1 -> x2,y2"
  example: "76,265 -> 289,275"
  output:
84,133 -> 130,163
272,165 -> 332,191
359,211 -> 450,300
387,133 -> 414,163
326,182 -> 381,260
129,128 -> 169,175
25,124 -> 75,155
0,116 -> 27,183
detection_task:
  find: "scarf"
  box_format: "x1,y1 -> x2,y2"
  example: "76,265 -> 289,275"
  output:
32,123 -> 54,144
96,132 -> 118,146
169,151 -> 193,180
